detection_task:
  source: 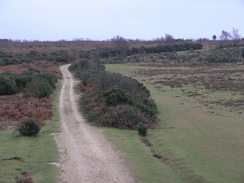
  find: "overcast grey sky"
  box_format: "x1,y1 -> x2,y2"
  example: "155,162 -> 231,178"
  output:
0,0 -> 244,41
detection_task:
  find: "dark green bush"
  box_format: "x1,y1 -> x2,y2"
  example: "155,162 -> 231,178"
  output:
205,47 -> 242,63
26,77 -> 52,98
102,87 -> 132,106
137,122 -> 148,136
70,57 -> 158,130
100,105 -> 147,129
49,50 -> 70,62
69,59 -> 104,80
38,72 -> 58,88
95,71 -> 150,98
27,51 -> 40,57
135,98 -> 158,115
0,75 -> 18,95
19,118 -> 40,136
27,67 -> 40,73
15,75 -> 33,89
75,43 -> 203,61
122,107 -> 147,128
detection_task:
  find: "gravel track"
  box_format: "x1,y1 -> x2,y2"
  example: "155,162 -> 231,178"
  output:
55,65 -> 134,183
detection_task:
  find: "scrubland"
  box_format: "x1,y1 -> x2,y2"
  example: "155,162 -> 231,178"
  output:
0,39 -> 243,182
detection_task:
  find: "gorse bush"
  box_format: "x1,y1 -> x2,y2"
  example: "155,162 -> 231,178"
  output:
39,72 -> 58,88
19,118 -> 41,136
48,50 -> 71,63
69,59 -> 104,83
27,67 -> 40,73
0,75 -> 18,95
205,47 -> 243,63
95,71 -> 150,98
0,69 -> 57,97
77,43 -> 203,60
100,105 -> 148,129
102,87 -> 132,106
26,77 -> 52,98
135,98 -> 158,116
70,58 -> 158,130
137,122 -> 148,136
0,49 -> 73,66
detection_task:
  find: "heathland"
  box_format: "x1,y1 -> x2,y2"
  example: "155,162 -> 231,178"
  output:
0,38 -> 243,182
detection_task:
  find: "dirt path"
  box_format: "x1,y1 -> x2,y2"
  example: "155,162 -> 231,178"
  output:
55,65 -> 134,183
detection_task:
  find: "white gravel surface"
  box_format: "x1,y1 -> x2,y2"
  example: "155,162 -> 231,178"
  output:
55,65 -> 134,183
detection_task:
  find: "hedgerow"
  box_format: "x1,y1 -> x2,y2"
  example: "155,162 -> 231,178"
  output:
0,49 -> 73,66
77,43 -> 203,61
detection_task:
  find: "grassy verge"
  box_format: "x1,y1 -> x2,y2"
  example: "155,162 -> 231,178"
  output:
0,80 -> 62,183
102,127 -> 181,183
105,63 -> 244,183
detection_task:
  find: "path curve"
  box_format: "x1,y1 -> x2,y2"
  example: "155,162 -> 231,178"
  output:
55,64 -> 134,183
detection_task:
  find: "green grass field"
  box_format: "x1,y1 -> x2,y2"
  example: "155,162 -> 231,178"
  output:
105,63 -> 244,183
0,81 -> 62,183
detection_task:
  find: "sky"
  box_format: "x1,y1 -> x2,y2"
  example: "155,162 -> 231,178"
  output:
0,0 -> 244,41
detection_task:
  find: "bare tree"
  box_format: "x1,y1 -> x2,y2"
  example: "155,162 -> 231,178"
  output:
232,27 -> 241,41
164,33 -> 174,44
111,36 -> 128,50
219,30 -> 232,40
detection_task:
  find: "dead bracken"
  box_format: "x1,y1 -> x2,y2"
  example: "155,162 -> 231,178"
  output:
0,96 -> 52,131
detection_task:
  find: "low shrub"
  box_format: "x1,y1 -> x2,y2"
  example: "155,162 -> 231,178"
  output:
102,87 -> 132,106
0,75 -> 18,95
100,105 -> 147,129
39,72 -> 58,88
19,118 -> 41,136
135,98 -> 158,115
27,67 -> 40,73
137,122 -> 148,136
49,50 -> 70,62
71,58 -> 158,130
26,77 -> 52,98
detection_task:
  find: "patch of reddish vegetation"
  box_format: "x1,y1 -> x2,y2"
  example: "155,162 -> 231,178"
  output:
0,61 -> 62,78
152,150 -> 174,168
80,85 -> 157,130
0,96 -> 52,131
16,172 -> 33,183
140,138 -> 153,147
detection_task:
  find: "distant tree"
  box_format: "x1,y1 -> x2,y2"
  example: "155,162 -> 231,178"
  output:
232,27 -> 241,43
212,35 -> 217,40
219,30 -> 232,40
111,36 -> 128,50
164,33 -> 174,44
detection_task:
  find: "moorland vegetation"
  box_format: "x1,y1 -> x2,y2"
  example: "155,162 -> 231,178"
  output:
0,31 -> 244,182
69,58 -> 158,130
